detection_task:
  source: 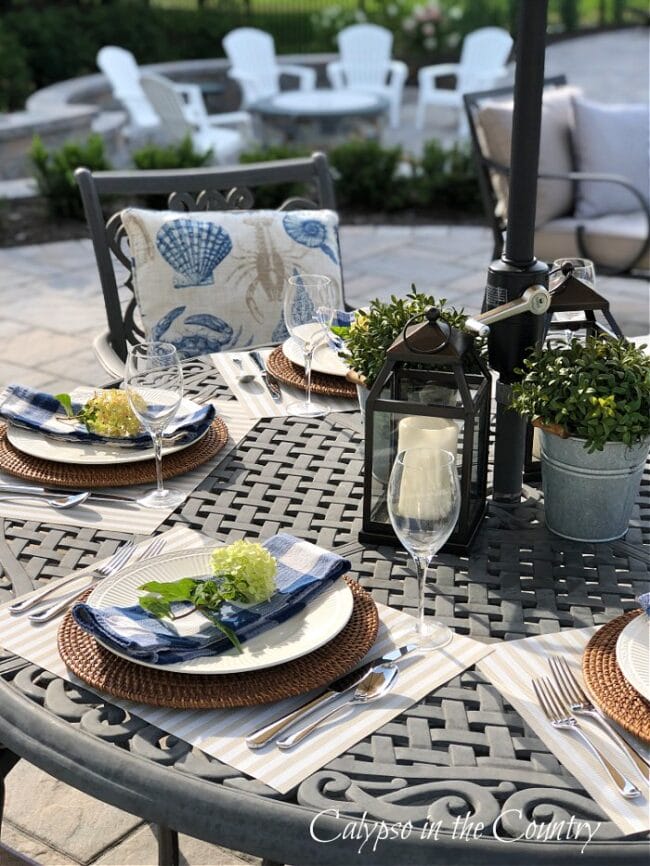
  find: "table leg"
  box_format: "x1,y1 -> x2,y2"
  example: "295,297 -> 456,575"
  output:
155,823 -> 179,866
0,747 -> 20,832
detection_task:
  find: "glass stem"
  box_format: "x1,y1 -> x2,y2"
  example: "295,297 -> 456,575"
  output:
152,431 -> 164,496
413,554 -> 427,636
304,345 -> 315,408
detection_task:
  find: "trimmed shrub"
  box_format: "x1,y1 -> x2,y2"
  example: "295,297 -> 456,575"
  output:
240,143 -> 313,208
328,139 -> 408,211
132,135 -> 212,170
0,20 -> 33,111
29,133 -> 111,220
419,139 -> 482,213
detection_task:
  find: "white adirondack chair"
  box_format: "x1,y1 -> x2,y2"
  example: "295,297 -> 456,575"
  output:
97,46 -> 160,136
222,27 -> 316,108
416,27 -> 513,133
326,24 -> 408,129
140,73 -> 247,165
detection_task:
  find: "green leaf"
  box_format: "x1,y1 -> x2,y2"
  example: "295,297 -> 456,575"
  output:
55,393 -> 74,417
138,578 -> 197,603
200,609 -> 242,652
139,595 -> 172,619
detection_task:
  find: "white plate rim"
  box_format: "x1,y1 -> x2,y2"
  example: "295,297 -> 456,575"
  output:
615,614 -> 650,700
87,546 -> 354,675
6,411 -> 210,465
282,336 -> 350,378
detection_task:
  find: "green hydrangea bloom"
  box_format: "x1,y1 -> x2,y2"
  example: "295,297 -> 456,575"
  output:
83,391 -> 144,437
211,541 -> 277,603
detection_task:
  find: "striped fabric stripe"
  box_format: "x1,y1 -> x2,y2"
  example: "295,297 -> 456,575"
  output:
211,349 -> 358,419
478,631 -> 650,835
0,524 -> 491,794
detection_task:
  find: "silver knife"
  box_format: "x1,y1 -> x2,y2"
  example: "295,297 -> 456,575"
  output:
249,350 -> 282,402
245,642 -> 418,749
0,482 -> 137,504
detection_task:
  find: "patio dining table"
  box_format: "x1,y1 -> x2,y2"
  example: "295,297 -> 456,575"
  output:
0,355 -> 648,866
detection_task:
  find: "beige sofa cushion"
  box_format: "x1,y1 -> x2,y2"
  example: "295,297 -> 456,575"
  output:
477,85 -> 580,227
572,95 -> 650,219
535,210 -> 650,272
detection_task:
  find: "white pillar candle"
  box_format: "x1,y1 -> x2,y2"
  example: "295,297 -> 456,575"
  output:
398,416 -> 459,456
396,418 -> 459,522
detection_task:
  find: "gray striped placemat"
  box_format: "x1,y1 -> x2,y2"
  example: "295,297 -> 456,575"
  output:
478,630 -> 650,835
0,525 -> 491,793
0,400 -> 255,534
211,349 -> 358,419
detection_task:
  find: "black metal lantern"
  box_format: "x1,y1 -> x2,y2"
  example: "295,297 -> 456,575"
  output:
360,308 -> 491,553
546,264 -> 623,343
523,267 -> 624,480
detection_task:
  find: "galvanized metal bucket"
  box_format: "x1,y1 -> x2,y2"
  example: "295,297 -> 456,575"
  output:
540,431 -> 650,542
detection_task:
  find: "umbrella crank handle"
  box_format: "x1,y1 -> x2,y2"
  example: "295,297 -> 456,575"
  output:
465,285 -> 551,337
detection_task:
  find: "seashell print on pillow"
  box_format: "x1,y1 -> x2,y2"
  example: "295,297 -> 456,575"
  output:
282,213 -> 339,264
156,219 -> 232,288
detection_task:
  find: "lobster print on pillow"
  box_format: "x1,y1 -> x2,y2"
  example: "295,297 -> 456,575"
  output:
121,208 -> 344,358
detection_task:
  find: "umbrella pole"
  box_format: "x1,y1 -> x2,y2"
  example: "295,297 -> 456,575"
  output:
485,0 -> 550,502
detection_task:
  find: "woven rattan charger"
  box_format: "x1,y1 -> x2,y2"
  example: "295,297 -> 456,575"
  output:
266,347 -> 356,399
0,419 -> 228,489
583,610 -> 650,743
58,578 -> 379,709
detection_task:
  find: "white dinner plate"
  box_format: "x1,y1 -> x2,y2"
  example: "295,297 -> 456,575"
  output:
87,546 -> 354,675
615,614 -> 650,700
6,396 -> 210,466
283,332 -> 350,378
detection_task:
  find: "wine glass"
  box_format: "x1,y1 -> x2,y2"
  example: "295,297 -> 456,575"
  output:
283,273 -> 336,418
550,257 -> 595,290
386,447 -> 460,650
125,341 -> 185,509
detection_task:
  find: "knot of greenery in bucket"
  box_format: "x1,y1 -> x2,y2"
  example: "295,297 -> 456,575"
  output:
510,337 -> 650,453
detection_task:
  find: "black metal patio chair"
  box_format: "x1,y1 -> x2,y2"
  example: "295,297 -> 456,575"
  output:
75,153 -> 339,377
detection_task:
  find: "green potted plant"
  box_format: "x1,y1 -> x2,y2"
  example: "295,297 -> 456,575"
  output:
340,286 -> 478,397
510,336 -> 650,541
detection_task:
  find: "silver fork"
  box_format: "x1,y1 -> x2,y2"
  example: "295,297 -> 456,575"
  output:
27,537 -> 166,623
549,656 -> 650,783
10,542 -> 137,615
532,677 -> 641,799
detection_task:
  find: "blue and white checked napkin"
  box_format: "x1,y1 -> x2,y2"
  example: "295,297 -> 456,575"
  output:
0,384 -> 215,448
637,592 -> 650,616
71,534 -> 352,664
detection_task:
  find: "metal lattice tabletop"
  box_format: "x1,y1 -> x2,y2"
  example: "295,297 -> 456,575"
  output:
0,386 -> 648,865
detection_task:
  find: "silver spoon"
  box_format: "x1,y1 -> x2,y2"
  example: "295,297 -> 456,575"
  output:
232,357 -> 255,383
277,663 -> 399,749
0,492 -> 90,510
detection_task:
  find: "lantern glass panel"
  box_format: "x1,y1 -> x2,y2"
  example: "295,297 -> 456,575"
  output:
367,404 -> 463,532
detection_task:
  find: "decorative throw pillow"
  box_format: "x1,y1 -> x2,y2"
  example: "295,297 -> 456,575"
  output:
120,208 -> 344,358
572,95 -> 650,219
477,86 -> 579,227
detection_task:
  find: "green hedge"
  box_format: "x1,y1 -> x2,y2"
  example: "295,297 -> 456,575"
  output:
1,1 -> 641,110
2,4 -> 317,103
29,134 -> 483,221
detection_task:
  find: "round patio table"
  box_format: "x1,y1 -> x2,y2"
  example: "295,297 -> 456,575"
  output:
0,357 -> 648,866
250,89 -> 389,145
